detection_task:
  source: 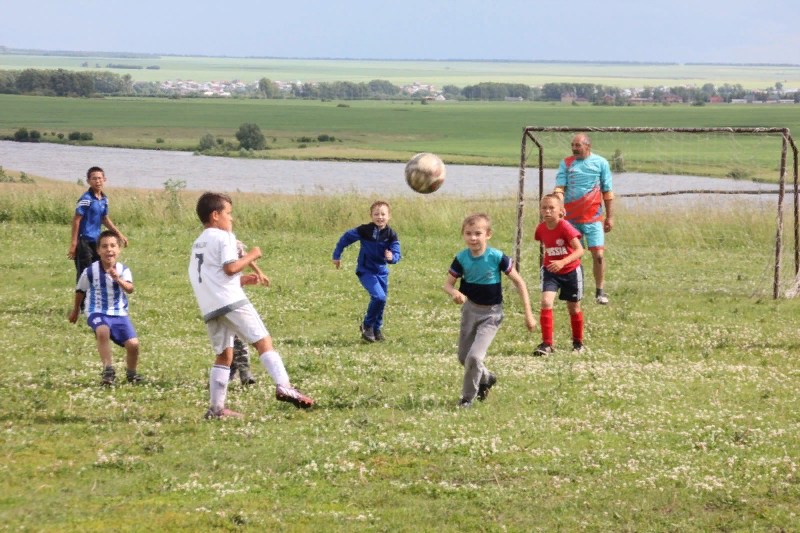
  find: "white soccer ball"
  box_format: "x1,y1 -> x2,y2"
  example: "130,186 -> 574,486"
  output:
405,152 -> 446,194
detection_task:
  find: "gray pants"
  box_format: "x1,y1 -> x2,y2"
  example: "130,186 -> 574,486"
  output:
458,300 -> 503,400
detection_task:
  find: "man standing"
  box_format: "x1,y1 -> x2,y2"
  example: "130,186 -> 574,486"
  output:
553,134 -> 614,304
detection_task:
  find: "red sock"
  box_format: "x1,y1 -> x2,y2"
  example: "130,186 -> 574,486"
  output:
570,312 -> 583,343
540,309 -> 554,345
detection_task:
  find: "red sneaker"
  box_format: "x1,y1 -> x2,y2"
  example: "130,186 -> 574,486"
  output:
276,385 -> 314,409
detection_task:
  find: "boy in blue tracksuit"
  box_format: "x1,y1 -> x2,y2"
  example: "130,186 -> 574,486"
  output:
332,201 -> 401,342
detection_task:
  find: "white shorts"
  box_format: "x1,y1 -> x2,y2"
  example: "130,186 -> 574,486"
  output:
205,303 -> 269,355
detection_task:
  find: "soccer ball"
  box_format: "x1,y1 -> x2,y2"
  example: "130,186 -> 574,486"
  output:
405,152 -> 446,194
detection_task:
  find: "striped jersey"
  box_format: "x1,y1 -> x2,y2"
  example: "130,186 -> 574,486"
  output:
76,261 -> 133,316
555,154 -> 613,224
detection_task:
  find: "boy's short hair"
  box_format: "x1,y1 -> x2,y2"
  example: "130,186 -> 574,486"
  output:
86,166 -> 104,179
96,230 -> 121,247
196,192 -> 233,223
461,213 -> 492,234
370,200 -> 391,214
540,193 -> 563,205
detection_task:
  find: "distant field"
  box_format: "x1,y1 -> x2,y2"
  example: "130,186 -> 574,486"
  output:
2,95 -> 799,180
2,54 -> 800,89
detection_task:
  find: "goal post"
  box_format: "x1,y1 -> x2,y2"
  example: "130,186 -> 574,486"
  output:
514,126 -> 799,300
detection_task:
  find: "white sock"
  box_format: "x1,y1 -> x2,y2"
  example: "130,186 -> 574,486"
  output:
210,365 -> 230,411
260,351 -> 290,387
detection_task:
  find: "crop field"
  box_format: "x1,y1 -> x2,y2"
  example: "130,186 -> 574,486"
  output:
2,95 -> 800,180
2,54 -> 800,89
1,176 -> 799,531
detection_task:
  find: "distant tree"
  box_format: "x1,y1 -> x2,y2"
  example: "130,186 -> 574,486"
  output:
122,74 -> 133,93
81,61 -> 89,68
367,79 -> 400,96
29,130 -> 41,139
235,123 -> 266,150
776,81 -> 783,91
197,133 -> 216,151
79,132 -> 93,141
68,131 -> 81,141
57,133 -> 64,139
258,78 -> 278,98
442,85 -> 462,98
640,87 -> 653,98
14,128 -> 29,141
795,92 -> 800,104
701,83 -> 715,95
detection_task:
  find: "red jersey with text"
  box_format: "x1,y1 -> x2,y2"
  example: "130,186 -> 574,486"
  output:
534,219 -> 582,273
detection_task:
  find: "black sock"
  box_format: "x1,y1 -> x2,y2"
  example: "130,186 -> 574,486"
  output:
596,288 -> 604,297
126,368 -> 136,377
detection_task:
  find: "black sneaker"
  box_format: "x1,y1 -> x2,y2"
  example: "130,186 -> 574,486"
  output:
126,370 -> 144,384
477,372 -> 497,402
374,330 -> 385,342
239,371 -> 257,386
457,397 -> 473,409
572,341 -> 586,354
360,323 -> 376,343
533,343 -> 555,357
102,366 -> 116,386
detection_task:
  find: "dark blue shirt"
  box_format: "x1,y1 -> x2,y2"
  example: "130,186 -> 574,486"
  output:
449,247 -> 513,305
75,189 -> 108,242
333,223 -> 401,275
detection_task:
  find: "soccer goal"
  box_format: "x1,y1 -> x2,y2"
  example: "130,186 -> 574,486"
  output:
513,127 -> 799,299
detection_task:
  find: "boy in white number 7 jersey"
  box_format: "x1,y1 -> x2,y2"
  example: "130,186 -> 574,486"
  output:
189,192 -> 314,419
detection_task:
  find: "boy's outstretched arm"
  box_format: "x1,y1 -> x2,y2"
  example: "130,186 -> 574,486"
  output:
506,268 -> 537,332
249,261 -> 270,286
68,291 -> 86,323
443,274 -> 466,304
332,228 -> 359,269
224,247 -> 262,276
101,215 -> 128,247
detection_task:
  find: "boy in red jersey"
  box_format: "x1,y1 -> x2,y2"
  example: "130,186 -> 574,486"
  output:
533,194 -> 585,355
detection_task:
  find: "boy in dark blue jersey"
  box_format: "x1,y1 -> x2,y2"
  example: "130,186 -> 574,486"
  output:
67,167 -> 128,282
444,213 -> 536,408
332,201 -> 402,342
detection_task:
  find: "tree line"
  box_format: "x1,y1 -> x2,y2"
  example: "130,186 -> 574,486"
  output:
0,69 -> 134,96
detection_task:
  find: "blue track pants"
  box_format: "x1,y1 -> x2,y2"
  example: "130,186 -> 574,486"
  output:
357,271 -> 388,331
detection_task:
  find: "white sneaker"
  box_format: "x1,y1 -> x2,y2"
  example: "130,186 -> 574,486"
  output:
596,293 -> 609,305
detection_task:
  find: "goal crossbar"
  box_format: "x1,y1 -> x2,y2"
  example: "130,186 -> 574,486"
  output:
514,126 -> 799,300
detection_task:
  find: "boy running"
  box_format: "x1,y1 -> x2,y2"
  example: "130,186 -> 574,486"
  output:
332,201 -> 401,342
68,230 -> 143,385
189,192 -> 313,419
444,213 -> 536,408
533,195 -> 586,355
67,167 -> 128,282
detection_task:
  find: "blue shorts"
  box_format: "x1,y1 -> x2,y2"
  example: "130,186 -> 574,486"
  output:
88,313 -> 137,347
572,221 -> 604,250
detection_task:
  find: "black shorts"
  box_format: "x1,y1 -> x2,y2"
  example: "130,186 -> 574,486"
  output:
540,265 -> 583,302
75,237 -> 100,282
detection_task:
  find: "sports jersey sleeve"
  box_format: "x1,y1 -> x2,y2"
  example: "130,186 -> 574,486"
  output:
555,160 -> 568,188
219,232 -> 238,266
449,257 -> 463,278
534,224 -> 542,242
332,228 -> 360,260
498,254 -> 513,275
121,266 -> 133,283
75,194 -> 90,216
76,268 -> 89,292
600,158 -> 613,192
561,220 -> 582,241
386,230 -> 401,264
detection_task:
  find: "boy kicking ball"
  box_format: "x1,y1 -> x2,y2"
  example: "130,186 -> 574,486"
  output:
68,230 -> 143,385
189,192 -> 313,419
444,213 -> 536,408
533,194 -> 586,355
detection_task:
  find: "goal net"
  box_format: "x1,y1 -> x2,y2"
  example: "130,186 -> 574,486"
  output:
513,127 -> 799,299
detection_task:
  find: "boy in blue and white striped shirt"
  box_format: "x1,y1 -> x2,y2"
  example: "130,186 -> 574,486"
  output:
69,230 -> 143,385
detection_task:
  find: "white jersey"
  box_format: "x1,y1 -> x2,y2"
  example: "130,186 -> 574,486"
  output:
76,261 -> 133,316
189,228 -> 249,322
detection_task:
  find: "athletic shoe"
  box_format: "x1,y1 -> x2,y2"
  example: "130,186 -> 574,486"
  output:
276,385 -> 314,409
101,366 -> 116,386
572,341 -> 586,354
457,398 -> 473,409
374,330 -> 385,342
596,293 -> 609,305
204,407 -> 243,420
126,371 -> 145,384
360,323 -> 376,343
477,372 -> 497,402
533,343 -> 555,357
240,371 -> 257,386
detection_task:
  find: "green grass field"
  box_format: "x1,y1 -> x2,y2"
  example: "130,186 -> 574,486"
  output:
2,54 -> 800,89
1,176 -> 800,531
2,95 -> 799,180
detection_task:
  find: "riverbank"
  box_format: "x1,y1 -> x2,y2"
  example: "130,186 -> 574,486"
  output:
2,95 -> 799,182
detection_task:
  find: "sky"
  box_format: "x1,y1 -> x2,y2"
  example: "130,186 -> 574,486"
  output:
1,0 -> 799,64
